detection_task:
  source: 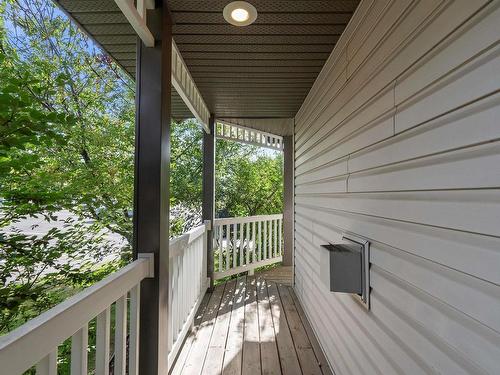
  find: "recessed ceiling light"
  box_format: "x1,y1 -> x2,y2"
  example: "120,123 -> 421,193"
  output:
231,8 -> 249,22
223,1 -> 257,26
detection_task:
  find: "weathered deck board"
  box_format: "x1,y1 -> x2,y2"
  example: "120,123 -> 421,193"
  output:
171,292 -> 212,375
255,265 -> 293,285
177,283 -> 226,374
290,289 -> 334,375
171,273 -> 330,375
203,279 -> 237,374
242,276 -> 261,375
256,278 -> 281,374
278,285 -> 322,375
267,282 -> 301,375
223,276 -> 247,375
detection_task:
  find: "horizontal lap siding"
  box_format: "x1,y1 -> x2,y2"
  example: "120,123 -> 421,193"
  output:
293,1 -> 500,374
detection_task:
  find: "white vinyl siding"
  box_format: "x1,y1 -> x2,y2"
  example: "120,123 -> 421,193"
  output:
293,0 -> 500,374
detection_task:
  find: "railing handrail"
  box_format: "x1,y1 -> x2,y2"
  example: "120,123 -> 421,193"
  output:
170,223 -> 206,259
0,256 -> 153,375
214,213 -> 282,226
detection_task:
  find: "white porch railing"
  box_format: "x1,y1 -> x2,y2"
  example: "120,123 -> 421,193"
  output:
213,214 -> 283,280
168,222 -> 209,366
0,215 -> 285,373
0,223 -> 209,375
0,254 -> 154,375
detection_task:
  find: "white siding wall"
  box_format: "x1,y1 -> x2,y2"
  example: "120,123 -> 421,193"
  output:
293,0 -> 500,374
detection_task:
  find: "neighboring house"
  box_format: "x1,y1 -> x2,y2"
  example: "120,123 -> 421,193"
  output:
1,1 -> 499,375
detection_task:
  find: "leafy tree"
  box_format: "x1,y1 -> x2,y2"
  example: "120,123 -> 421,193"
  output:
216,143 -> 283,217
169,119 -> 283,235
0,0 -> 283,339
0,0 -> 133,333
1,0 -> 135,242
0,223 -> 115,332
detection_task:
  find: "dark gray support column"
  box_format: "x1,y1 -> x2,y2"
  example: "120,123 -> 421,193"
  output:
133,4 -> 171,375
283,135 -> 294,267
203,115 -> 216,289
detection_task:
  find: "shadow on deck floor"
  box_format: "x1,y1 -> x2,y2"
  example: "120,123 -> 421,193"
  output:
170,275 -> 332,375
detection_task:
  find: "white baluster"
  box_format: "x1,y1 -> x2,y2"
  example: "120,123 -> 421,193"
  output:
274,219 -> 277,258
268,220 -> 272,260
36,349 -> 57,375
129,286 -> 140,375
173,256 -> 178,342
279,218 -> 283,256
239,222 -> 244,266
263,220 -> 267,260
225,224 -> 230,271
71,324 -> 88,375
96,307 -> 110,375
252,221 -> 256,264
180,250 -> 185,332
176,254 -> 182,340
258,220 -> 262,261
245,222 -> 250,265
217,225 -> 222,273
189,241 -> 193,311
168,261 -> 174,352
232,223 -> 237,269
114,295 -> 127,375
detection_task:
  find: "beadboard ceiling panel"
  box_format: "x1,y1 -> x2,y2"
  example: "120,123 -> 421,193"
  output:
55,0 -> 359,124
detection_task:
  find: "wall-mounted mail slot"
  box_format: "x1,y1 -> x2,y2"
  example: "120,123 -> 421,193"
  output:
320,235 -> 370,309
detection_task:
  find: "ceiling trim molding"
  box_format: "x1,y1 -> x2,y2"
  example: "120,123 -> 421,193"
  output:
113,0 -> 155,47
172,41 -> 211,132
216,120 -> 284,151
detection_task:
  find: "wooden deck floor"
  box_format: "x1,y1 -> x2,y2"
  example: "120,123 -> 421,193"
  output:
171,276 -> 332,375
254,265 -> 293,286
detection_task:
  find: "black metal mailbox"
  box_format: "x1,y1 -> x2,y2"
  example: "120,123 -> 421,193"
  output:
320,243 -> 363,294
320,234 -> 371,309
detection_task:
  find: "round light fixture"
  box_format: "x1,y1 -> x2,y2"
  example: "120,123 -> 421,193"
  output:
223,1 -> 257,26
231,8 -> 249,22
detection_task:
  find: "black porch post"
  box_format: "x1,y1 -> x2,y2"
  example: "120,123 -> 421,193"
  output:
203,115 -> 216,289
133,4 -> 171,375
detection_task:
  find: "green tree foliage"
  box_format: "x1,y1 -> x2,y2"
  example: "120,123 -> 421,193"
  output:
0,223 -> 115,332
0,0 -> 133,332
170,120 -> 283,235
0,0 -> 283,338
1,0 -> 135,240
216,143 -> 283,217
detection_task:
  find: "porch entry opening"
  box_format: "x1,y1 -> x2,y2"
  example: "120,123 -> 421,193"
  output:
213,121 -> 285,281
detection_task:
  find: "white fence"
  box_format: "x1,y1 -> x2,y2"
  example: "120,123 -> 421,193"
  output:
0,223 -> 209,375
213,214 -> 283,280
168,222 -> 208,365
0,255 -> 154,375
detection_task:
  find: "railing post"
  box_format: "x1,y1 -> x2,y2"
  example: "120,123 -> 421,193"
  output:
203,220 -> 210,286
133,1 -> 171,373
283,135 -> 294,269
203,114 -> 216,289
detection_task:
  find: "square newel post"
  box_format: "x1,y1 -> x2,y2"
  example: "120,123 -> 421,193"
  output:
133,4 -> 171,375
283,135 -> 294,269
203,115 -> 216,290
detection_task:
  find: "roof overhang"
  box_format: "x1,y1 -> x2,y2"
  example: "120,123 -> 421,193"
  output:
55,0 -> 359,136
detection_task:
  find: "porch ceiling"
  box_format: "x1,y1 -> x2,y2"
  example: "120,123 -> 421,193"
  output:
56,0 -> 359,120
